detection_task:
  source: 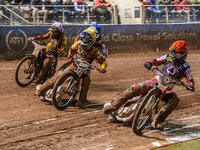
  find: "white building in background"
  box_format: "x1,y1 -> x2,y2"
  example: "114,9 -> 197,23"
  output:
109,0 -> 143,24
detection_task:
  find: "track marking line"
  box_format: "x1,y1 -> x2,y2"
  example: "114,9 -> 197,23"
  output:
104,147 -> 114,150
162,124 -> 200,134
152,141 -> 162,146
166,134 -> 200,143
143,130 -> 161,135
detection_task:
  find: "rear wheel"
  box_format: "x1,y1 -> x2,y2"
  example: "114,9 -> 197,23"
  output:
132,89 -> 161,134
52,71 -> 79,110
15,56 -> 37,87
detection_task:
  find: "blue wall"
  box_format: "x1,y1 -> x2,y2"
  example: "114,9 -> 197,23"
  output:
0,24 -> 200,60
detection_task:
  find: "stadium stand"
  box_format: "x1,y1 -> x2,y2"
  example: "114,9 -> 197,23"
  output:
0,0 -> 199,25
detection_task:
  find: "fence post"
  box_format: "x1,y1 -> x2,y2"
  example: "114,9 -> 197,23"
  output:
141,5 -> 145,24
113,4 -> 118,24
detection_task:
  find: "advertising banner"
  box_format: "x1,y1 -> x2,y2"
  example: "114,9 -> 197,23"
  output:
0,24 -> 200,60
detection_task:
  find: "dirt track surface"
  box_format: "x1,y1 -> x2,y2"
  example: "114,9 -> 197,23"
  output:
0,51 -> 200,150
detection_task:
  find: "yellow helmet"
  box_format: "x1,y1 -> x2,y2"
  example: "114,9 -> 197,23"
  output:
79,27 -> 97,49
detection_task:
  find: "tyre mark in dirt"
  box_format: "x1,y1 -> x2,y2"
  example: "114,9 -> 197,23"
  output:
0,109 -> 108,147
0,94 -> 18,98
0,68 -> 15,71
178,115 -> 200,120
178,93 -> 197,97
0,108 -> 99,131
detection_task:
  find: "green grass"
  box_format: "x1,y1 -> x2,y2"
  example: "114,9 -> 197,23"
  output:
155,138 -> 200,150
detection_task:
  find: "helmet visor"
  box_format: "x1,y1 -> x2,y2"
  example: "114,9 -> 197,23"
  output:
49,26 -> 60,33
171,51 -> 187,59
81,38 -> 94,48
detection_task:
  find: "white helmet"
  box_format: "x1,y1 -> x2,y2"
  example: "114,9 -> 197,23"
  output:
49,22 -> 64,33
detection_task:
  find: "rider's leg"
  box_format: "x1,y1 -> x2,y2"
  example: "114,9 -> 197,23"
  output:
77,75 -> 91,107
103,77 -> 159,114
152,92 -> 180,130
35,67 -> 70,96
36,57 -> 52,84
103,87 -> 138,114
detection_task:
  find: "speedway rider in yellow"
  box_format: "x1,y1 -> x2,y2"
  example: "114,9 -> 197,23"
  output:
35,26 -> 107,107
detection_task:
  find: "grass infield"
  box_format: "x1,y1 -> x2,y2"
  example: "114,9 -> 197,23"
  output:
152,138 -> 200,150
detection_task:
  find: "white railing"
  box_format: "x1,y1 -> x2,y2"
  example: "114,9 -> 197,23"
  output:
1,4 -> 199,25
141,5 -> 200,24
0,4 -> 118,25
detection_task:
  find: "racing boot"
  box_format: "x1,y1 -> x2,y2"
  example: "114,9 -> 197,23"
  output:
76,76 -> 91,108
151,118 -> 164,130
35,79 -> 54,97
36,58 -> 51,84
152,93 -> 180,130
103,87 -> 138,114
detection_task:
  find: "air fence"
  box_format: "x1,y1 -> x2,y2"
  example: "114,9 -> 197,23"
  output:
0,24 -> 200,60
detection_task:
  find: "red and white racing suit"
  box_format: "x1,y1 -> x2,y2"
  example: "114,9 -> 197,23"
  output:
110,54 -> 195,125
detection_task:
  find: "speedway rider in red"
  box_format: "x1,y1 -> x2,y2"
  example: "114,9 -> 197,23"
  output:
103,40 -> 195,130
35,26 -> 107,107
28,22 -> 67,84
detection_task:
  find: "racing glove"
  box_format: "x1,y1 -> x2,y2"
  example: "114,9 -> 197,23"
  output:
99,68 -> 106,73
144,62 -> 152,70
28,37 -> 35,41
186,85 -> 195,91
68,57 -> 73,62
49,46 -> 57,53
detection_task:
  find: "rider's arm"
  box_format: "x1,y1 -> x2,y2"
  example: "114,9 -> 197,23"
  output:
98,39 -> 107,59
184,63 -> 195,91
34,32 -> 51,41
95,49 -> 107,73
144,55 -> 168,70
68,41 -> 81,61
54,35 -> 68,55
74,35 -> 80,43
148,55 -> 169,66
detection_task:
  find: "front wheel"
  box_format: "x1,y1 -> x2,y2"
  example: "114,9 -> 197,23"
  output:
132,88 -> 161,134
15,56 -> 37,87
51,71 -> 79,110
57,61 -> 72,72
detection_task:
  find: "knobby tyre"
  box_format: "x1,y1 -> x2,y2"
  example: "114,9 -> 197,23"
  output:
132,88 -> 161,134
52,71 -> 78,110
15,56 -> 36,87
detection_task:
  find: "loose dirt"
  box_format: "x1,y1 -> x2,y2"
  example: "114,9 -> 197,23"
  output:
0,51 -> 199,150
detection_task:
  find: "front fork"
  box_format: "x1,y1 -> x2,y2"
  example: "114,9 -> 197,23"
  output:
65,78 -> 80,96
146,88 -> 162,119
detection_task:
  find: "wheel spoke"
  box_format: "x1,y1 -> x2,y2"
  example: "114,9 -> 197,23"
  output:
15,56 -> 36,87
52,72 -> 78,110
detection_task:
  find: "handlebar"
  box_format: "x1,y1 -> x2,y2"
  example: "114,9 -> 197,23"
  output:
151,66 -> 187,87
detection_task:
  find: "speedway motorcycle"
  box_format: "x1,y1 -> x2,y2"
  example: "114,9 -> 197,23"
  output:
51,58 -> 99,110
108,66 -> 187,134
15,41 -> 70,87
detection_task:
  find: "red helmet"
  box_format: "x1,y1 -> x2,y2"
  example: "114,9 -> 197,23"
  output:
169,40 -> 189,62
